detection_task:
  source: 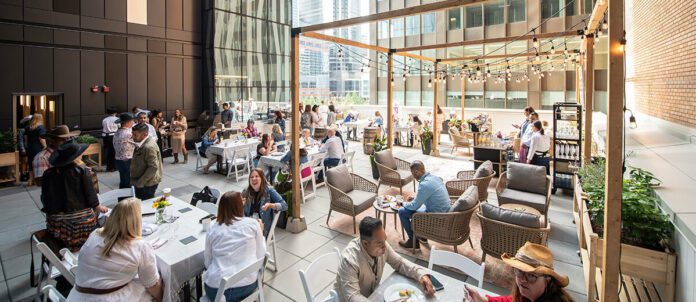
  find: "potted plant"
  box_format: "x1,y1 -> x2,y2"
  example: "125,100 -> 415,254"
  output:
273,170 -> 293,229
0,130 -> 19,184
75,134 -> 102,171
419,123 -> 433,155
369,136 -> 387,179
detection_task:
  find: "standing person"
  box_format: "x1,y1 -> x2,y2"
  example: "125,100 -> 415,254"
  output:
410,116 -> 423,147
319,100 -> 329,127
150,110 -> 165,155
334,217 -> 434,301
25,113 -> 47,172
274,110 -> 285,133
326,105 -> 337,127
204,191 -> 266,302
526,120 -> 551,175
42,140 -> 109,251
311,105 -> 322,130
301,105 -> 313,131
114,113 -> 136,189
520,112 -> 539,163
33,125 -> 80,186
221,102 -> 234,127
102,108 -> 119,172
436,105 -> 445,144
464,243 -> 573,302
372,111 -> 384,127
397,160 -> 451,249
67,198 -> 163,302
513,106 -> 535,137
130,123 -> 162,200
242,169 -> 288,237
200,127 -> 220,174
171,109 -> 188,164
137,112 -> 157,143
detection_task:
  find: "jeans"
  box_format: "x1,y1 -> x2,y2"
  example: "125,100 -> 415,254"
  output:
530,154 -> 551,175
205,281 -> 257,302
135,184 -> 158,200
318,158 -> 342,181
115,159 -> 131,189
103,135 -> 115,170
398,205 -> 426,240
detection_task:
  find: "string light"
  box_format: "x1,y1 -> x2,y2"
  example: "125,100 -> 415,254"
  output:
550,44 -> 556,54
532,30 -> 539,48
428,78 -> 432,88
535,52 -> 541,62
602,18 -> 608,30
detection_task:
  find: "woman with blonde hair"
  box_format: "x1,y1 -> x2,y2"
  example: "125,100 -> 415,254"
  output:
67,198 -> 163,301
200,126 -> 220,174
25,113 -> 46,168
171,109 -> 188,164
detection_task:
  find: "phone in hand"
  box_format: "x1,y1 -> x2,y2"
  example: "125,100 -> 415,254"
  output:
430,275 -> 444,291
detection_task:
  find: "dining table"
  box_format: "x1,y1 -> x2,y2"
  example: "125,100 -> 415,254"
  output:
207,138 -> 260,175
344,120 -> 371,141
256,145 -> 324,176
368,269 -> 496,302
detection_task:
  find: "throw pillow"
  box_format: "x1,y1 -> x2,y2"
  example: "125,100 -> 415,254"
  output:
506,162 -> 547,195
474,160 -> 494,179
450,186 -> 478,212
375,149 -> 397,170
480,202 -> 540,228
327,165 -> 353,193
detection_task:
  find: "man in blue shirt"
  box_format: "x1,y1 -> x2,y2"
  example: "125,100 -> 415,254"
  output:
220,102 -> 234,127
398,160 -> 451,249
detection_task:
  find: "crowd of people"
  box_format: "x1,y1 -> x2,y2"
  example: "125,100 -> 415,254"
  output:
514,106 -> 551,174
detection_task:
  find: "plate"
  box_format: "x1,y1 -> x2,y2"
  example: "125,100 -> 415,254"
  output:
383,283 -> 423,302
389,203 -> 403,212
271,152 -> 285,156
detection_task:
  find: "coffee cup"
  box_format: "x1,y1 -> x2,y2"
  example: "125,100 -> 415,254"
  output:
202,218 -> 211,232
163,188 -> 171,199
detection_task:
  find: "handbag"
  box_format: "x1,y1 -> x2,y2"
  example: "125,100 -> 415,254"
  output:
190,186 -> 217,206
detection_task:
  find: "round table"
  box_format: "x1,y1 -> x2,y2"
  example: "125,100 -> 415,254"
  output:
499,203 -> 545,225
372,200 -> 405,240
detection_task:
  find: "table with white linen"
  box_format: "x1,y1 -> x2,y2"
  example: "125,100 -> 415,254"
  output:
141,196 -> 210,302
368,270 -> 495,301
393,125 -> 411,146
207,139 -> 259,175
344,120 -> 371,141
257,146 -> 323,171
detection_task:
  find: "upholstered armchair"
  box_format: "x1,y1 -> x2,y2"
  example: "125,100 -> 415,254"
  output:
496,162 -> 553,220
374,149 -> 414,195
477,202 -> 550,262
445,160 -> 497,202
326,165 -> 378,233
448,127 -> 473,154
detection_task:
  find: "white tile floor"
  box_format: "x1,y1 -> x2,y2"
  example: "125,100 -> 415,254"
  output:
0,141 -> 587,301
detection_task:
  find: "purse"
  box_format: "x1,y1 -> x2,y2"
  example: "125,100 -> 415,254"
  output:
190,186 -> 217,206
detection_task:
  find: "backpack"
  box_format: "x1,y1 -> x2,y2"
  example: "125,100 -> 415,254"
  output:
190,186 -> 217,206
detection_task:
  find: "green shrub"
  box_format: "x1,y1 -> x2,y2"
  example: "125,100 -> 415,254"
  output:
75,134 -> 99,144
0,130 -> 17,153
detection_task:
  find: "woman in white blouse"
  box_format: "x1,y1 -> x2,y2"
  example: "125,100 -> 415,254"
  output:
204,191 -> 266,302
526,120 -> 551,174
67,198 -> 162,302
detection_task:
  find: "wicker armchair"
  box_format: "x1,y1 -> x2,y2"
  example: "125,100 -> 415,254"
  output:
412,204 -> 478,253
448,127 -> 473,154
445,170 -> 497,202
496,167 -> 552,221
326,165 -> 378,233
477,211 -> 550,262
373,149 -> 414,195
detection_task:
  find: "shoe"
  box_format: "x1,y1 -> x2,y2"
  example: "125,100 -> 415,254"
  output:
183,153 -> 188,164
418,237 -> 428,244
398,239 -> 420,249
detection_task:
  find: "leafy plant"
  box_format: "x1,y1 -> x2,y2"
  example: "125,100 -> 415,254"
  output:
273,170 -> 293,223
75,134 -> 99,144
419,123 -> 433,142
0,130 -> 17,153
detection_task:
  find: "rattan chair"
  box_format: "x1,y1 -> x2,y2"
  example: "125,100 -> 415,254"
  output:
412,203 -> 478,253
496,170 -> 552,221
448,127 -> 473,154
445,170 -> 497,202
477,211 -> 550,262
373,149 -> 414,195
326,165 -> 378,234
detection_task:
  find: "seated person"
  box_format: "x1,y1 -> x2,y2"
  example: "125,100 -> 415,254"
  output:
280,148 -> 311,178
271,124 -> 285,151
200,127 -> 220,174
300,129 -> 315,147
242,168 -> 288,237
464,243 -> 573,302
203,192 -> 266,302
320,128 -> 344,169
253,133 -> 276,168
334,217 -> 435,301
67,198 -> 163,301
322,129 -> 347,152
371,111 -> 384,127
242,119 -> 259,138
398,160 -> 451,249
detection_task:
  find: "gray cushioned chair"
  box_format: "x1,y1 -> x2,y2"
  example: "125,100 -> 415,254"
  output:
445,160 -> 497,202
326,164 -> 378,233
477,202 -> 550,262
496,162 -> 553,221
374,149 -> 414,195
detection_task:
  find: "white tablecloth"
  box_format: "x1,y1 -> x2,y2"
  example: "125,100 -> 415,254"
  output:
367,270 -> 495,301
141,197 -> 210,302
207,139 -> 259,162
257,146 -> 323,171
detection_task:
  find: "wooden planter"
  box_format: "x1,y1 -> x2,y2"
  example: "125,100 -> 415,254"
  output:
573,176 -> 677,302
81,143 -> 102,172
0,151 -> 19,185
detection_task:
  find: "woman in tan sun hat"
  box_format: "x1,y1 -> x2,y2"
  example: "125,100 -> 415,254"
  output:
464,242 -> 574,302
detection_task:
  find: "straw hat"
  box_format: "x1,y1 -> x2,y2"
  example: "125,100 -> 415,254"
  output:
501,242 -> 569,287
41,125 -> 80,139
49,140 -> 89,167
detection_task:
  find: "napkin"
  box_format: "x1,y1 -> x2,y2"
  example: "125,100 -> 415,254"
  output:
142,223 -> 159,236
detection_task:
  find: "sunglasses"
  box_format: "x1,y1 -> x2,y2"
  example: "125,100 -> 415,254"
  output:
514,269 -> 546,283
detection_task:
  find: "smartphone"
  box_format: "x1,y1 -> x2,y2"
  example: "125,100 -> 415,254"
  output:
430,275 -> 444,291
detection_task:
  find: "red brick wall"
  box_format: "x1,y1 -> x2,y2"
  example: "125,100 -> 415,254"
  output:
631,0 -> 696,127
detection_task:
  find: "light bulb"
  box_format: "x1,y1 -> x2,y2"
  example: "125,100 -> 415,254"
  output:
602,19 -> 608,30
533,36 -> 539,49
49,101 -> 55,112
564,45 -> 569,55
402,74 -> 407,82
536,54 -> 541,62
19,95 -> 24,106
550,45 -> 556,54
40,95 -> 46,110
428,79 -> 432,87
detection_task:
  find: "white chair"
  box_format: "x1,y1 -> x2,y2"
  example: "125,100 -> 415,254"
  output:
342,150 -> 356,173
266,212 -> 280,272
41,285 -> 66,302
298,247 -> 341,302
299,160 -> 317,203
428,245 -> 485,288
227,147 -> 251,181
200,254 -> 268,302
97,186 -> 136,207
275,140 -> 289,152
32,234 -> 78,298
197,202 -> 218,215
194,142 -> 204,171
209,187 -> 221,204
311,152 -> 327,188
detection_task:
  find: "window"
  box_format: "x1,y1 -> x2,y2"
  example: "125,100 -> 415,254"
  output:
378,21 -> 389,39
391,18 -> 404,38
421,91 -> 433,107
541,0 -> 563,19
507,91 -> 528,109
508,0 -> 526,23
466,6 -> 482,28
584,0 -> 595,14
465,91 -> 484,108
447,91 -> 462,108
485,91 -> 505,108
406,90 -> 421,106
422,13 -> 436,33
448,8 -> 462,30
484,1 -> 504,26
406,16 -> 420,36
565,0 -> 576,16
127,0 -> 147,24
541,91 -> 565,110
378,91 -> 387,105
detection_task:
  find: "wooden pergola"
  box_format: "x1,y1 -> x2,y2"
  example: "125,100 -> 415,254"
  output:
288,1 -> 624,300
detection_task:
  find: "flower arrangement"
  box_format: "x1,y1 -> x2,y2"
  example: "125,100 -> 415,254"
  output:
152,196 -> 171,209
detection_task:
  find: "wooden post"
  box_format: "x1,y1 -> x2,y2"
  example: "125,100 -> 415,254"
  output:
431,61 -> 440,156
583,36 -> 594,165
600,0 -> 624,300
461,71 -> 465,122
387,52 -> 394,149
287,30 -> 307,233
575,63 -> 581,104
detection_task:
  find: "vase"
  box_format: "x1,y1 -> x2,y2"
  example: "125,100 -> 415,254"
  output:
370,157 -> 380,179
421,139 -> 432,155
155,208 -> 166,224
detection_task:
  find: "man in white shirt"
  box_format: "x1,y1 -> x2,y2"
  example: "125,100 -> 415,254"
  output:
102,108 -> 119,172
519,112 -> 539,163
318,100 -> 329,127
320,128 -> 344,170
137,112 -> 158,142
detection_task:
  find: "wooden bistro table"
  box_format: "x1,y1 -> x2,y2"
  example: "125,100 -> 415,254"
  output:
372,198 -> 405,240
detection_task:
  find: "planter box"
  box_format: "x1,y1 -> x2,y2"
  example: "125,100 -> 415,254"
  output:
0,151 -> 19,185
81,143 -> 102,172
573,176 -> 677,302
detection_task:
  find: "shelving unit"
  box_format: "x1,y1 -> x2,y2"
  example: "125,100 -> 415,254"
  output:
552,102 -> 582,194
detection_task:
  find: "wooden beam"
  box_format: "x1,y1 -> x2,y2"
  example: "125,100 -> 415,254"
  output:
600,0 -> 624,300
461,70 -> 466,124
295,0 -> 487,33
387,53 -> 394,149
287,31 -> 307,233
582,0 -> 608,53
398,30 -> 578,53
431,62 -> 440,156
304,32 -> 435,61
583,37 -> 594,165
438,51 -> 564,62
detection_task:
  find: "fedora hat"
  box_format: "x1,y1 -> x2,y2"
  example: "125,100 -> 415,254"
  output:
115,112 -> 135,124
501,242 -> 569,287
41,125 -> 81,139
49,140 -> 89,167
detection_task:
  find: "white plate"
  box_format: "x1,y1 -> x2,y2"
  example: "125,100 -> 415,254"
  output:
271,152 -> 285,156
383,283 -> 423,302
